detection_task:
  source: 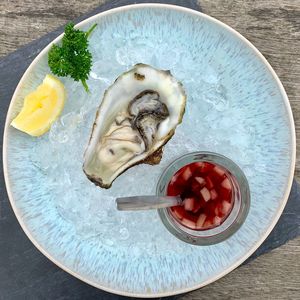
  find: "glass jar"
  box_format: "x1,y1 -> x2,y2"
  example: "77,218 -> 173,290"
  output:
157,151 -> 250,245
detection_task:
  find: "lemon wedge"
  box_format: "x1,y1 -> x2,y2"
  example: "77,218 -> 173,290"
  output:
11,74 -> 65,136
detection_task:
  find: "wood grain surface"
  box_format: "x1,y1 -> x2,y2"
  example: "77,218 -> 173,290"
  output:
0,0 -> 299,299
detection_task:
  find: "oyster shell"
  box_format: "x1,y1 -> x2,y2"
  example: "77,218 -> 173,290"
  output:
83,64 -> 186,188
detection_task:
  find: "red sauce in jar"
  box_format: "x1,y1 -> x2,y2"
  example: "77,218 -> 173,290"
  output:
167,162 -> 234,230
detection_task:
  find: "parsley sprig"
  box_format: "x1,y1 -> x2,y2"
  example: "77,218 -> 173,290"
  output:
48,22 -> 97,92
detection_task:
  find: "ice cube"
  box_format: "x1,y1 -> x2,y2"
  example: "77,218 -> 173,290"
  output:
119,227 -> 130,241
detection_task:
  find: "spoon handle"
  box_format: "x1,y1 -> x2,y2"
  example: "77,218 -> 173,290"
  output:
116,196 -> 182,211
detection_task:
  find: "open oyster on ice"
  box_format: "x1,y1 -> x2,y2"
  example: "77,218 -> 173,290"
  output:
83,64 -> 186,188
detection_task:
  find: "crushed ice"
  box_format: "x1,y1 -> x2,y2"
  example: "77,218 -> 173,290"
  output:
30,29 -> 260,254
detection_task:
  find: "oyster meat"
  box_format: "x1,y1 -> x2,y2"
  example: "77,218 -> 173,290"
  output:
83,64 -> 186,188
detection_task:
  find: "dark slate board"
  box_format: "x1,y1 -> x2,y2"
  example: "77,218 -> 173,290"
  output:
0,0 -> 299,299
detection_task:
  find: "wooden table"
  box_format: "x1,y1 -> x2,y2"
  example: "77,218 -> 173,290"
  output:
1,0 -> 299,299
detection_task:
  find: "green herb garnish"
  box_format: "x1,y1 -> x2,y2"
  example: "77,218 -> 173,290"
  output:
48,22 -> 97,92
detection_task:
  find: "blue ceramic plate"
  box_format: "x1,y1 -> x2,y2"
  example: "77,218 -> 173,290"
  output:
3,4 -> 296,297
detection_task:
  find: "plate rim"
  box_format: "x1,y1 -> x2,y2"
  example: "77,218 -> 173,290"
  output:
2,3 -> 296,298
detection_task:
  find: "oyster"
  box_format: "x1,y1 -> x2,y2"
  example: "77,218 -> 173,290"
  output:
83,64 -> 186,188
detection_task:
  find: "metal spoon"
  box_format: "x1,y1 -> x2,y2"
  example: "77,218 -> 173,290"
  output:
116,195 -> 183,211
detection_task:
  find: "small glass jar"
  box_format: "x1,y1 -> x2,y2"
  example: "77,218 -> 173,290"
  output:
157,152 -> 250,245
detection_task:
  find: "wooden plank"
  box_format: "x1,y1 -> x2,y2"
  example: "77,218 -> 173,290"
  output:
0,0 -> 299,299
